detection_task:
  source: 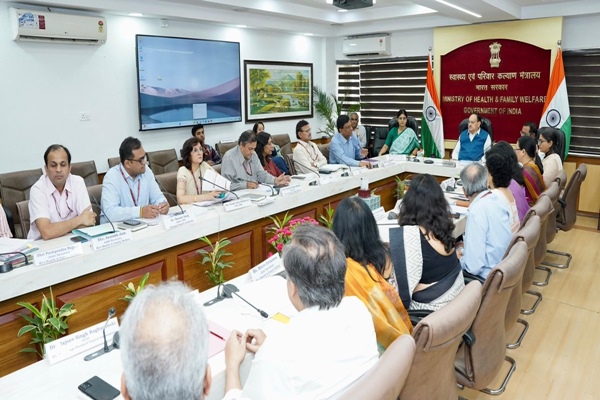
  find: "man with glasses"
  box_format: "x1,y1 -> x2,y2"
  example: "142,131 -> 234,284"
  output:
292,120 -> 327,174
451,113 -> 491,161
28,144 -> 97,240
350,112 -> 367,148
330,115 -> 371,168
221,130 -> 290,191
520,121 -> 538,140
102,137 -> 168,223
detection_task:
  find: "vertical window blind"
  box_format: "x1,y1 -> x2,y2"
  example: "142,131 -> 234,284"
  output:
563,49 -> 600,157
337,57 -> 428,130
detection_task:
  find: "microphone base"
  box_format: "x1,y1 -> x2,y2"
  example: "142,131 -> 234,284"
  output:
171,210 -> 186,216
83,344 -> 117,361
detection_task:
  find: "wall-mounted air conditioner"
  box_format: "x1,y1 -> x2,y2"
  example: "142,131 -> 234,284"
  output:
9,7 -> 107,45
343,34 -> 391,58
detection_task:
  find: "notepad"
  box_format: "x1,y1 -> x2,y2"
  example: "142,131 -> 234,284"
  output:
72,223 -> 116,239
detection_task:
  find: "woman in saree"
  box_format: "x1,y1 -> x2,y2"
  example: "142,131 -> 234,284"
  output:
391,174 -> 465,311
378,109 -> 420,156
516,135 -> 546,205
332,197 -> 412,353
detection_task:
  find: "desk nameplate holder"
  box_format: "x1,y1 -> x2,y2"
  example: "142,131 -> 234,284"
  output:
33,242 -> 83,267
223,197 -> 252,212
91,230 -> 132,251
44,318 -> 119,365
163,212 -> 194,230
248,253 -> 284,282
279,185 -> 301,197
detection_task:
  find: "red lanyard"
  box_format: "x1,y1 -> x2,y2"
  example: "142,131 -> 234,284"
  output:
52,190 -> 73,219
298,141 -> 318,162
242,160 -> 253,176
192,168 -> 202,194
119,166 -> 141,206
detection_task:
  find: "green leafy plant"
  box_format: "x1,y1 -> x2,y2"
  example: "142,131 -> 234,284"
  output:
197,237 -> 233,286
17,288 -> 77,358
313,86 -> 361,137
120,272 -> 150,303
268,212 -> 294,234
318,204 -> 335,230
394,176 -> 407,200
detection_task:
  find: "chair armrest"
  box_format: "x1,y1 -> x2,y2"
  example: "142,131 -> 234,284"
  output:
408,309 -> 434,326
462,330 -> 476,346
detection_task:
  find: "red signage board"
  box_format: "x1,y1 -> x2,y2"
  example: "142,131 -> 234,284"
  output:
441,39 -> 550,143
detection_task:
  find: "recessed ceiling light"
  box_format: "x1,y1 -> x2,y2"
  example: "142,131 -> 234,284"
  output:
435,0 -> 481,18
326,0 -> 333,4
304,33 -> 314,36
338,9 -> 348,13
235,25 -> 247,28
128,13 -> 143,17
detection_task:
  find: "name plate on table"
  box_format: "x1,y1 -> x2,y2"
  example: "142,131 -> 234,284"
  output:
248,253 -> 284,282
34,243 -> 83,266
91,230 -> 132,251
350,168 -> 364,177
163,212 -> 194,230
44,318 -> 119,365
223,197 -> 252,212
280,185 -> 301,197
372,206 -> 386,221
440,177 -> 456,191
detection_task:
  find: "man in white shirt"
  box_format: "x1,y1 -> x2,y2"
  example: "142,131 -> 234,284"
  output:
292,119 -> 327,174
350,112 -> 367,148
225,224 -> 378,399
28,144 -> 96,240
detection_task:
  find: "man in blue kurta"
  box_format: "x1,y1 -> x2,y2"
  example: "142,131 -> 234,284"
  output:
451,113 -> 492,161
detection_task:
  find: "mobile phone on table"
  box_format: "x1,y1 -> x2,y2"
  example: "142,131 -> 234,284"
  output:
122,219 -> 141,226
78,376 -> 120,400
70,236 -> 88,243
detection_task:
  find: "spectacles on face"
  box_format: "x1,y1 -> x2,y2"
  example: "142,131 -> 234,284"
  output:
301,128 -> 311,133
350,118 -> 358,121
128,154 -> 148,164
520,131 -> 529,136
538,139 -> 548,144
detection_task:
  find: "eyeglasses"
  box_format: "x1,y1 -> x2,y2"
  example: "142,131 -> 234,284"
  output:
301,128 -> 311,133
128,154 -> 148,164
520,131 -> 528,136
538,139 -> 548,144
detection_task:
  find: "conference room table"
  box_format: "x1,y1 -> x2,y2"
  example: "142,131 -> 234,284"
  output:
0,272 -> 293,400
0,155 -> 467,378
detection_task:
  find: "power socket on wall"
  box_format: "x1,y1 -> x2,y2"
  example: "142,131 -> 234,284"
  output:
80,112 -> 91,121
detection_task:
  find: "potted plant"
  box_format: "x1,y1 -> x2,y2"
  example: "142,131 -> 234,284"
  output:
318,204 -> 335,230
197,237 -> 233,286
120,272 -> 150,303
313,86 -> 361,138
394,176 -> 408,200
17,288 -> 77,358
268,216 -> 320,256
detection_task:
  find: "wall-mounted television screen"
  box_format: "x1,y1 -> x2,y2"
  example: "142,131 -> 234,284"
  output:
136,35 -> 242,131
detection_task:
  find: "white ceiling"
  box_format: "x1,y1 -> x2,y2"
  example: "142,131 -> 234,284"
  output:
4,0 -> 600,37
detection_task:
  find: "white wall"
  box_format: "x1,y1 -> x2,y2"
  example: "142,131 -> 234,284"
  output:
0,4 -> 328,173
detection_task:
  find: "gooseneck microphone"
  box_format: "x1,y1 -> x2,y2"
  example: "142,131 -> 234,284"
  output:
91,196 -> 116,233
199,177 -> 239,200
330,151 -> 352,177
221,283 -> 268,318
84,307 -> 117,361
0,251 -> 30,273
154,178 -> 184,215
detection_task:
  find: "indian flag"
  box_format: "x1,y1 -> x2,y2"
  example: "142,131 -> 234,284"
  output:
421,53 -> 444,158
539,47 -> 571,158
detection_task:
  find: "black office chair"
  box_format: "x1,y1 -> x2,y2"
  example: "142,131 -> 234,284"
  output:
458,117 -> 493,142
373,127 -> 389,156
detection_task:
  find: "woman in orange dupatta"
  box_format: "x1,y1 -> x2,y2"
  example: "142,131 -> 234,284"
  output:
332,197 -> 412,353
516,136 -> 546,205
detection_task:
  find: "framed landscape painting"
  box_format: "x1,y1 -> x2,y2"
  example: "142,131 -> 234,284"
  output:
244,60 -> 313,122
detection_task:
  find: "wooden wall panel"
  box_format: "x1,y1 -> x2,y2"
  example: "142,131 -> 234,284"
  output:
0,307 -> 39,376
578,164 -> 600,213
56,262 -> 165,333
